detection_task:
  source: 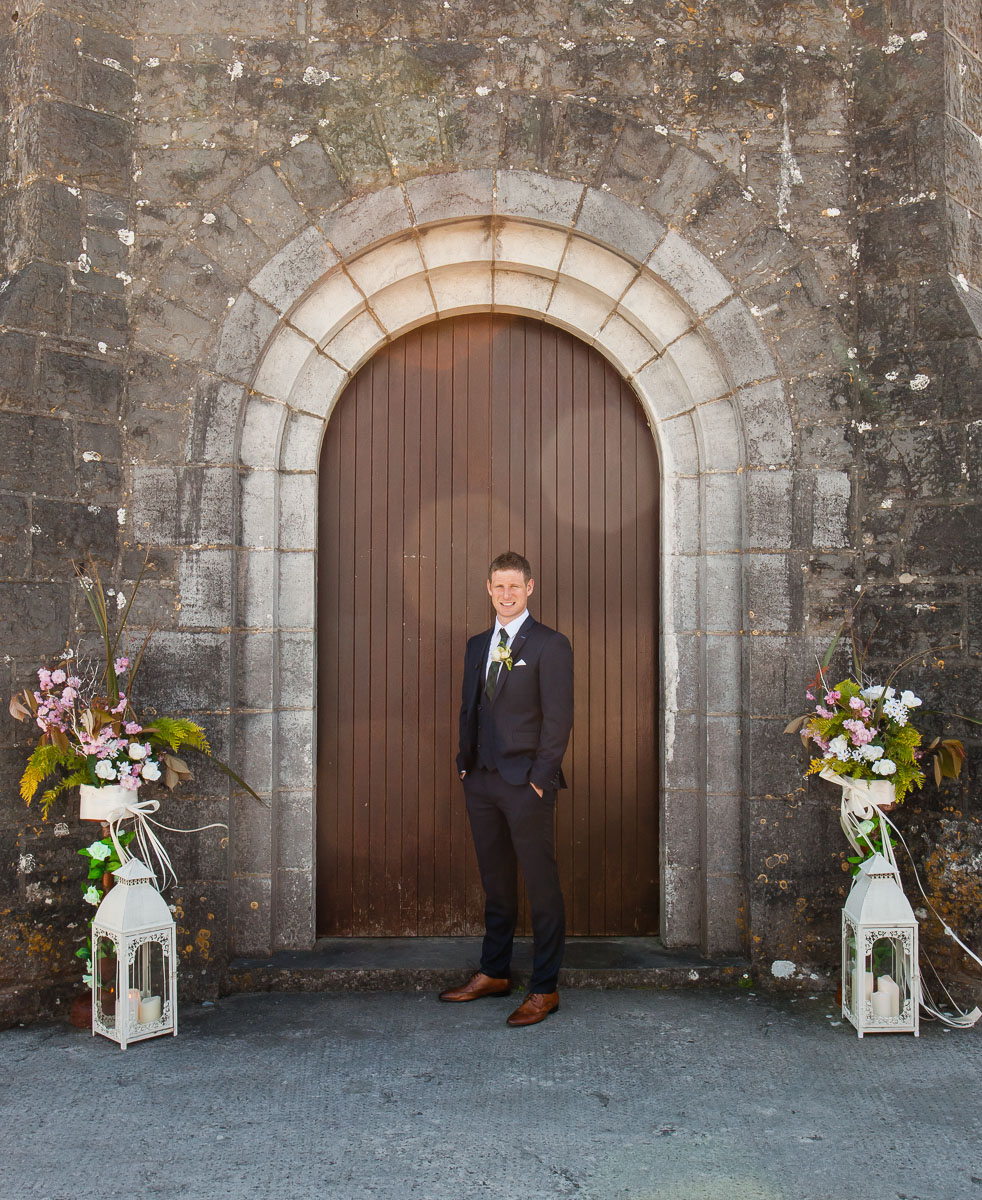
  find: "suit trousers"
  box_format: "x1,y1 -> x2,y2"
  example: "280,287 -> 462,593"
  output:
463,766 -> 566,993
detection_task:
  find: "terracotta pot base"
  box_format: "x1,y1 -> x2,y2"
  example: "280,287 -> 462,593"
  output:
69,992 -> 92,1029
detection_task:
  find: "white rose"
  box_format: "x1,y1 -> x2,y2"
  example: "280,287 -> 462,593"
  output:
128,742 -> 148,760
94,760 -> 117,781
858,744 -> 884,761
86,840 -> 112,861
828,735 -> 851,760
900,690 -> 922,708
141,761 -> 162,782
83,886 -> 102,906
872,758 -> 897,776
861,686 -> 884,700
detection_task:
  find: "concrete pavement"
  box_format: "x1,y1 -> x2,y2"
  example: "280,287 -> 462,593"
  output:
5,987 -> 980,1200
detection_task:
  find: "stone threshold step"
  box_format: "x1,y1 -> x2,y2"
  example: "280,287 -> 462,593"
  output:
224,937 -> 749,994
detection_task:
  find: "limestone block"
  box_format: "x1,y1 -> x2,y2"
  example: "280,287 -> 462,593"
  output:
288,352 -> 348,420
658,412 -> 698,476
346,235 -> 425,297
278,474 -> 317,551
669,554 -> 700,632
561,237 -> 638,301
272,869 -> 314,949
703,473 -> 742,553
239,396 -> 286,470
140,631 -> 230,711
405,168 -> 494,225
238,549 -> 275,629
230,875 -> 272,958
178,548 -> 233,629
494,221 -> 568,274
277,631 -> 315,708
290,272 -> 365,345
495,169 -> 583,226
648,230 -> 733,316
322,310 -> 385,373
277,551 -> 315,628
370,276 -> 436,336
705,635 -> 743,715
745,470 -> 794,550
0,582 -> 70,657
594,312 -> 657,378
418,219 -> 493,270
239,470 -> 276,549
249,226 -> 339,315
546,276 -> 615,340
492,269 -> 554,317
661,862 -> 702,948
276,709 -> 314,790
738,380 -> 793,467
322,185 -> 412,258
40,351 -> 123,421
693,399 -> 742,471
660,789 -> 702,867
703,298 -> 776,389
194,205 -> 272,284
617,273 -> 694,349
706,722 -> 742,801
746,554 -> 793,631
188,380 -> 246,466
275,138 -> 346,217
234,631 -> 274,710
280,412 -> 324,473
811,469 -> 851,549
231,712 -> 274,797
133,295 -> 214,362
253,326 -> 316,403
575,188 -> 665,265
705,553 -> 742,631
216,291 -> 279,385
669,476 -> 701,557
633,354 -> 692,422
429,263 -> 493,316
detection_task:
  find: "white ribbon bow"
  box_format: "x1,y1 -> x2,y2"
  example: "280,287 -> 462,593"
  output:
105,796 -> 227,892
822,768 -> 981,1029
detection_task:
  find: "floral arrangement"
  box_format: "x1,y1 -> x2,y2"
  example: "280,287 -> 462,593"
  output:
490,641 -> 514,672
9,561 -> 256,816
785,605 -> 966,805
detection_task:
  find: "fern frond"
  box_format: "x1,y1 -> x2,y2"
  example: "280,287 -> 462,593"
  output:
144,717 -> 210,753
20,744 -> 85,803
38,769 -> 90,818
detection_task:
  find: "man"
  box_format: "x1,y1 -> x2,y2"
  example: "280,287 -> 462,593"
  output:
440,551 -> 574,1026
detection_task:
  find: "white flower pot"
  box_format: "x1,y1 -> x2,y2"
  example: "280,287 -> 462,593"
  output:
79,783 -> 136,822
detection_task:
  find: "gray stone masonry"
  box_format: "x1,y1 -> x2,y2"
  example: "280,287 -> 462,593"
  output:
1,0 -> 980,1025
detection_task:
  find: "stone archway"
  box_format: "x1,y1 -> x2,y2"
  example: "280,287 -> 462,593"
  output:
197,169 -> 790,958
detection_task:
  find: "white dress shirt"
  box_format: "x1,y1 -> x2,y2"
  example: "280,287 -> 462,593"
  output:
484,608 -> 531,682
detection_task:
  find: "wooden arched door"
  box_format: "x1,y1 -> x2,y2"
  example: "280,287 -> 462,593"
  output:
316,314 -> 659,937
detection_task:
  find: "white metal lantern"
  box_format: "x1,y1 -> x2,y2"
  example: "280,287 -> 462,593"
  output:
90,857 -> 178,1049
842,852 -> 919,1037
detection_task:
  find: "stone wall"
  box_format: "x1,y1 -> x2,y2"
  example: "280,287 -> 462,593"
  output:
1,0 -> 979,1025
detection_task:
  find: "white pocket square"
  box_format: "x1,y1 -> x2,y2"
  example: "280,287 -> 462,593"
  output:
515,659 -> 527,667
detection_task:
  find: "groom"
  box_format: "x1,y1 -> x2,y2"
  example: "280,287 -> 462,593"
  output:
440,552 -> 574,1026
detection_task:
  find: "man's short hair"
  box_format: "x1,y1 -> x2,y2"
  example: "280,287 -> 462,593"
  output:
488,551 -> 532,583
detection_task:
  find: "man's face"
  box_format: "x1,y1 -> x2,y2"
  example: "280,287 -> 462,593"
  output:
487,569 -> 534,624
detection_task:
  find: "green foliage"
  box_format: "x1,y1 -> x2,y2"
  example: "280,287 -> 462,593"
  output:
144,717 -> 210,754
20,744 -> 86,804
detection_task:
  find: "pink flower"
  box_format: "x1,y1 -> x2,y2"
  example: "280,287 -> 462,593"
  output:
114,657 -> 130,674
61,687 -> 76,703
37,669 -> 52,690
50,669 -> 66,685
817,706 -> 833,720
125,722 -> 143,735
118,773 -> 141,791
805,691 -> 815,701
68,676 -> 81,688
849,696 -> 864,711
111,693 -> 127,715
824,690 -> 840,705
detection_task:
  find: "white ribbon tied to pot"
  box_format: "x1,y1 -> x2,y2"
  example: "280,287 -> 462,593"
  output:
104,795 -> 227,892
822,767 -> 982,1030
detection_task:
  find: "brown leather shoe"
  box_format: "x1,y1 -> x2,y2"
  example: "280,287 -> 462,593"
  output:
439,972 -> 511,1003
506,991 -> 559,1026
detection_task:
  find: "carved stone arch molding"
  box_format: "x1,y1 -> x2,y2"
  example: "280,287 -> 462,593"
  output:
191,168 -> 794,958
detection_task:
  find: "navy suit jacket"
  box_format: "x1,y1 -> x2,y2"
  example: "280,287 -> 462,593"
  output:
457,615 -> 574,790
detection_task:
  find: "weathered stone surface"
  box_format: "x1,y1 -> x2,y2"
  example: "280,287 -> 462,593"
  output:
29,498 -> 117,576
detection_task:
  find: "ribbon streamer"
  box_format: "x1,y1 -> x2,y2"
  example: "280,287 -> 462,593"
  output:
822,768 -> 981,1029
103,796 -> 227,892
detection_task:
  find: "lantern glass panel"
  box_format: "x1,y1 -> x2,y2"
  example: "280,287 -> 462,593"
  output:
867,935 -> 912,1018
129,938 -> 167,1025
94,934 -> 118,1028
843,926 -> 856,1013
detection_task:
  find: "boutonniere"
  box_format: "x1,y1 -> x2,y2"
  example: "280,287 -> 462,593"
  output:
491,643 -> 514,671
